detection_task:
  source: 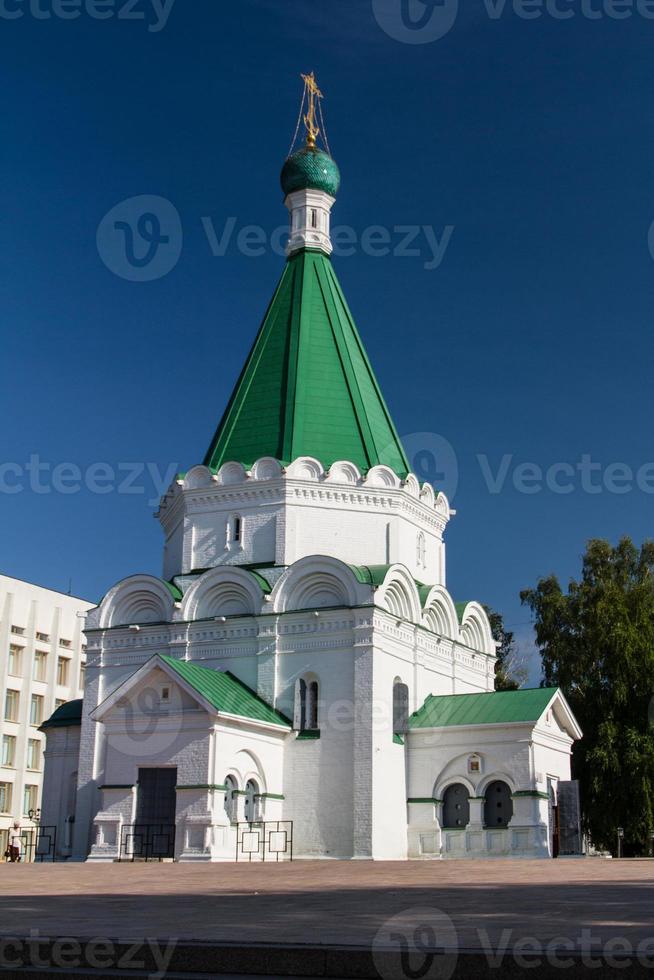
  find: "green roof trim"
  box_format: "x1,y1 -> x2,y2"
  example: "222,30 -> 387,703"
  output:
408,797 -> 442,805
159,655 -> 291,729
204,250 -> 409,478
393,733 -> 405,745
164,580 -> 183,602
296,728 -> 321,740
40,699 -> 83,731
409,688 -> 558,730
349,565 -> 432,602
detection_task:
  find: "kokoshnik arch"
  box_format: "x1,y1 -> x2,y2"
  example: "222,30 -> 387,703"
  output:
40,74 -> 582,862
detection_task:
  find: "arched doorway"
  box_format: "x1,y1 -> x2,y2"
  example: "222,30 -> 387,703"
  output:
442,783 -> 470,829
483,780 -> 513,828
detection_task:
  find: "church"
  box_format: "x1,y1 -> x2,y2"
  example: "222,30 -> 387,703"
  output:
41,75 -> 582,863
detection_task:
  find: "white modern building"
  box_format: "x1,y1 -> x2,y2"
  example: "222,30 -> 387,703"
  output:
0,573 -> 92,857
43,77 -> 582,863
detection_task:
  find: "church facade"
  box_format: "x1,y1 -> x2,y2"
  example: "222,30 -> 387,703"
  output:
42,76 -> 581,863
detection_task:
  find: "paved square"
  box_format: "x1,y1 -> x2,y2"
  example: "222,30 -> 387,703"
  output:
0,859 -> 652,953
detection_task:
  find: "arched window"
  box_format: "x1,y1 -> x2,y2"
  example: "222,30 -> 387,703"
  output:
393,679 -> 409,736
416,532 -> 426,568
442,783 -> 470,829
483,780 -> 514,828
294,677 -> 319,731
224,775 -> 237,823
244,779 -> 259,824
226,515 -> 242,549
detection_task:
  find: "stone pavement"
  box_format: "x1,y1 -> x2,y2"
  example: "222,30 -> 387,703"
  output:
0,859 -> 652,977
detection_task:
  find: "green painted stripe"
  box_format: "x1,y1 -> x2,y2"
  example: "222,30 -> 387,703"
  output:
260,793 -> 285,801
176,784 -> 227,791
513,790 -> 550,800
407,797 -> 442,805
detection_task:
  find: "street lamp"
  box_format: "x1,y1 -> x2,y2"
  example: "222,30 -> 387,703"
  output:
617,826 -> 624,859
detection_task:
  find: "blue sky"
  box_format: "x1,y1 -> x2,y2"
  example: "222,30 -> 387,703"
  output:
3,0 -> 654,681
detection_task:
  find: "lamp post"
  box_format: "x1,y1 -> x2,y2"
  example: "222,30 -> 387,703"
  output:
28,808 -> 40,826
617,826 -> 624,859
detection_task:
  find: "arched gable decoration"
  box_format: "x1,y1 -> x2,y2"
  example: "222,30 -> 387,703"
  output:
271,556 -> 366,613
181,566 -> 265,621
377,565 -> 422,624
100,575 -> 176,629
421,585 -> 459,640
458,601 -> 496,656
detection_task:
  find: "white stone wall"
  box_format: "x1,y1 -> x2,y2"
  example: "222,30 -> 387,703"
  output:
39,724 -> 80,858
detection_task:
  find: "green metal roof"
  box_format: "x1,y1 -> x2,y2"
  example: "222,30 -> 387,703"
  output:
204,249 -> 409,478
159,655 -> 291,728
409,688 -> 558,729
40,698 -> 83,730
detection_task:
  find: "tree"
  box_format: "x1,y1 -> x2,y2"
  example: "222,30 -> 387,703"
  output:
484,605 -> 524,691
521,537 -> 654,855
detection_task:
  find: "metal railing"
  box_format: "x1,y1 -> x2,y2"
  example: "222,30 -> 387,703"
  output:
118,823 -> 175,862
236,821 -> 293,862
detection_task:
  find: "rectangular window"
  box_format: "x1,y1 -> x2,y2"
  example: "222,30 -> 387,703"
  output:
79,663 -> 85,691
26,739 -> 41,771
33,651 -> 47,682
5,690 -> 19,723
2,735 -> 16,767
0,782 -> 13,814
30,695 -> 44,727
8,645 -> 23,676
23,784 -> 38,816
55,698 -> 65,710
57,657 -> 69,687
59,638 -> 72,649
311,208 -> 318,229
35,632 -> 50,643
10,626 -> 25,636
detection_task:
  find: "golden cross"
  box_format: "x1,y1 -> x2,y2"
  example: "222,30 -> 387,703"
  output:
301,71 -> 323,148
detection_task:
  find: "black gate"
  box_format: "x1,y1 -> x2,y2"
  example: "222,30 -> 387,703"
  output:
118,823 -> 176,862
236,821 -> 293,862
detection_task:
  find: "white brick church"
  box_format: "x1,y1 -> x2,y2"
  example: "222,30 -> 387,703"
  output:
42,76 -> 581,863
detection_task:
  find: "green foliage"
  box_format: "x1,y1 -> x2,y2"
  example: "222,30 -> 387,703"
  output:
521,537 -> 654,854
484,605 -> 522,691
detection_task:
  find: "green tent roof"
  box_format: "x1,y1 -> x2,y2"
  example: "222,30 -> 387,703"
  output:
409,688 -> 558,729
159,655 -> 291,728
40,698 -> 83,730
204,249 -> 409,478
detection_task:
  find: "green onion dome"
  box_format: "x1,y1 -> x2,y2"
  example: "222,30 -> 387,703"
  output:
280,147 -> 341,198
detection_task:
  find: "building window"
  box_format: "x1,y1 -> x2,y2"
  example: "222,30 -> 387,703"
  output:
226,514 -> 243,548
244,779 -> 260,823
0,782 -> 13,814
54,699 -> 65,710
393,679 -> 409,736
224,775 -> 237,823
160,686 -> 170,704
10,626 -> 25,636
294,677 -> 319,731
79,664 -> 86,691
5,690 -> 19,723
27,739 -> 41,771
2,735 -> 16,768
416,532 -> 426,568
35,632 -> 50,643
23,784 -> 38,816
57,657 -> 69,687
483,780 -> 514,828
442,783 -> 470,829
8,645 -> 23,676
59,638 -> 72,649
311,208 -> 318,229
33,651 -> 47,682
30,695 -> 44,727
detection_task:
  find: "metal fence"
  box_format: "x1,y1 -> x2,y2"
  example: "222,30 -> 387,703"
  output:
118,823 -> 176,862
236,821 -> 293,862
